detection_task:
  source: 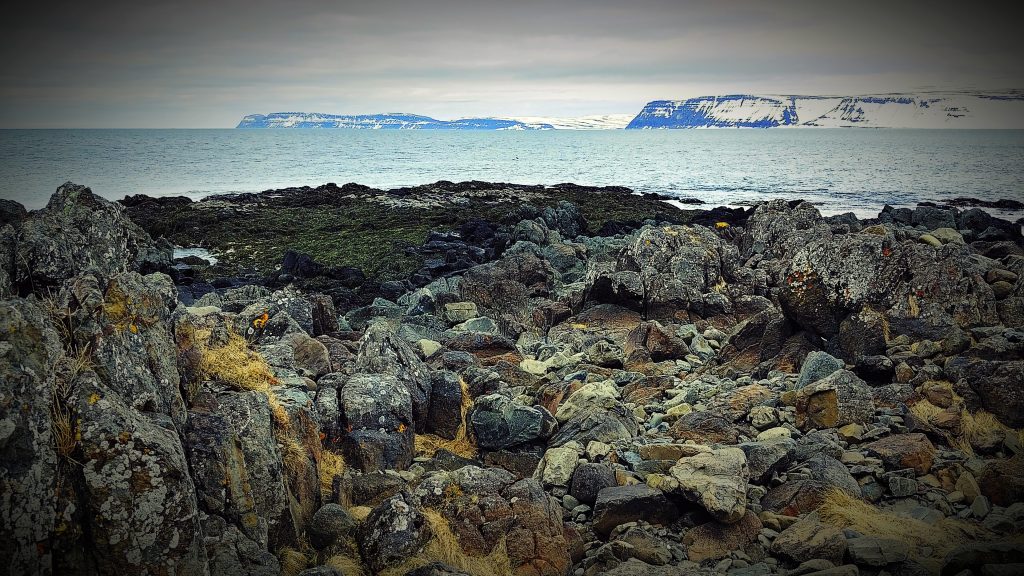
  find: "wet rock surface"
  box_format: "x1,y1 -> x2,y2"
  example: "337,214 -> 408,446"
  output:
2,183 -> 1023,576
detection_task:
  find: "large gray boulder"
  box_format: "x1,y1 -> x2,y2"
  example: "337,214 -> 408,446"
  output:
15,182 -> 170,291
470,393 -> 556,450
667,446 -> 750,523
354,323 -> 433,432
0,300 -> 63,574
341,373 -> 415,472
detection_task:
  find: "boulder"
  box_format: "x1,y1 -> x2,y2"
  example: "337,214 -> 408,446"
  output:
977,455 -> 1024,507
862,433 -> 935,475
548,406 -> 641,448
570,462 -> 618,505
683,511 -> 763,563
592,484 -> 680,537
15,182 -> 170,292
668,446 -> 749,523
770,512 -> 847,565
354,323 -> 433,432
470,394 -> 556,450
796,351 -> 845,389
308,503 -> 357,551
425,371 -> 464,440
0,299 -> 63,574
795,370 -> 874,430
946,357 -> 1024,427
358,493 -> 431,573
340,374 -> 415,472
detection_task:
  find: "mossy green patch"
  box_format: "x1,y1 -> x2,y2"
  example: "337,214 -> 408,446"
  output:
125,183 -> 699,281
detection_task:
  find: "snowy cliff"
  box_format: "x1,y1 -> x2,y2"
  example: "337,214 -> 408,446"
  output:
626,92 -> 1024,129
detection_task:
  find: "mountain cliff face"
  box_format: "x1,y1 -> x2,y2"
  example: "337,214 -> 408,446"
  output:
237,112 -> 553,130
626,92 -> 1024,129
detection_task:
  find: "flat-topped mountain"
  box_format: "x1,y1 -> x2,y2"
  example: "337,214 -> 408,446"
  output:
237,112 -> 554,130
625,91 -> 1024,129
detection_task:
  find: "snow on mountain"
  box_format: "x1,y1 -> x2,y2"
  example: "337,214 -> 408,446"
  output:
501,114 -> 635,129
237,112 -> 553,130
626,92 -> 1024,129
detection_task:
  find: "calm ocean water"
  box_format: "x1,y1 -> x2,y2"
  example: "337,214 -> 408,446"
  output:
1,129 -> 1022,219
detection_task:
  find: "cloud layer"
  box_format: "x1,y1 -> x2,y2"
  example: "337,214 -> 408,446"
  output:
1,0 -> 1019,127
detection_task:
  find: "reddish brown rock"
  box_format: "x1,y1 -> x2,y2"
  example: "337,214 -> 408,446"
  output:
862,433 -> 936,475
683,511 -> 763,562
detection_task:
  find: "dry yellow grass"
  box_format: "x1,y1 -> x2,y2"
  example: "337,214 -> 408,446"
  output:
196,329 -> 277,393
415,377 -> 477,459
319,449 -> 346,500
278,547 -> 309,576
956,409 -> 1023,455
379,508 -> 513,576
277,431 -> 310,480
818,488 -> 992,571
326,554 -> 367,576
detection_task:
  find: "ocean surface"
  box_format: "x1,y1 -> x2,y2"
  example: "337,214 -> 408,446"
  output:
1,129 -> 1023,220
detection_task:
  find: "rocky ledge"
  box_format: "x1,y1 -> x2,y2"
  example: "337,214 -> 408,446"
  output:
1,182 -> 1023,576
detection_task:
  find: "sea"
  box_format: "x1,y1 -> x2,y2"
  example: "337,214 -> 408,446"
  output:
1,129 -> 1023,221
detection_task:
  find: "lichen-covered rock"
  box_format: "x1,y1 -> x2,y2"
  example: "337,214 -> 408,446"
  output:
358,492 -> 431,573
341,373 -> 414,472
416,467 -> 571,576
548,406 -> 641,448
770,511 -> 846,565
863,433 -> 936,475
354,323 -> 433,432
183,409 -> 279,575
0,299 -> 63,575
75,371 -> 208,574
73,272 -> 188,426
15,182 -> 170,292
585,224 -> 741,318
946,357 -> 1024,428
470,393 -> 556,450
217,391 -> 298,548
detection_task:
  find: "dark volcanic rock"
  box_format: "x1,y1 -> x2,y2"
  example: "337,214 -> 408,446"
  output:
592,484 -> 680,537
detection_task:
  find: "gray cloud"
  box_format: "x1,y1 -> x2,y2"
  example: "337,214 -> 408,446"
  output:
1,0 -> 1019,127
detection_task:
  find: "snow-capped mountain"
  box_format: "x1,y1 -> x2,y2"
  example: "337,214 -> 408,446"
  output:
625,92 -> 1024,129
237,112 -> 553,130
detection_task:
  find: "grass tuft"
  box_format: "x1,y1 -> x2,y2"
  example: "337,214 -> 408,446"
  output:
319,449 -> 346,500
196,329 -> 277,393
378,508 -> 513,576
818,488 -> 992,571
278,547 -> 310,576
326,554 -> 367,576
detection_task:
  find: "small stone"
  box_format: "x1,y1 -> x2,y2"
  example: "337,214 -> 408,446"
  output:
888,476 -> 918,497
971,495 -> 992,519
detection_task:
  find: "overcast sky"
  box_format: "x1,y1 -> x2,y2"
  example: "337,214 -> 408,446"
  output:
0,0 -> 1019,128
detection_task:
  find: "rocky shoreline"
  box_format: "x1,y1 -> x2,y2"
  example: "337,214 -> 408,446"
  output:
2,181 -> 1023,576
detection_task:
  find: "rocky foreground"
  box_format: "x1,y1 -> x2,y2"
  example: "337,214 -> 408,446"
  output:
2,182 -> 1024,576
